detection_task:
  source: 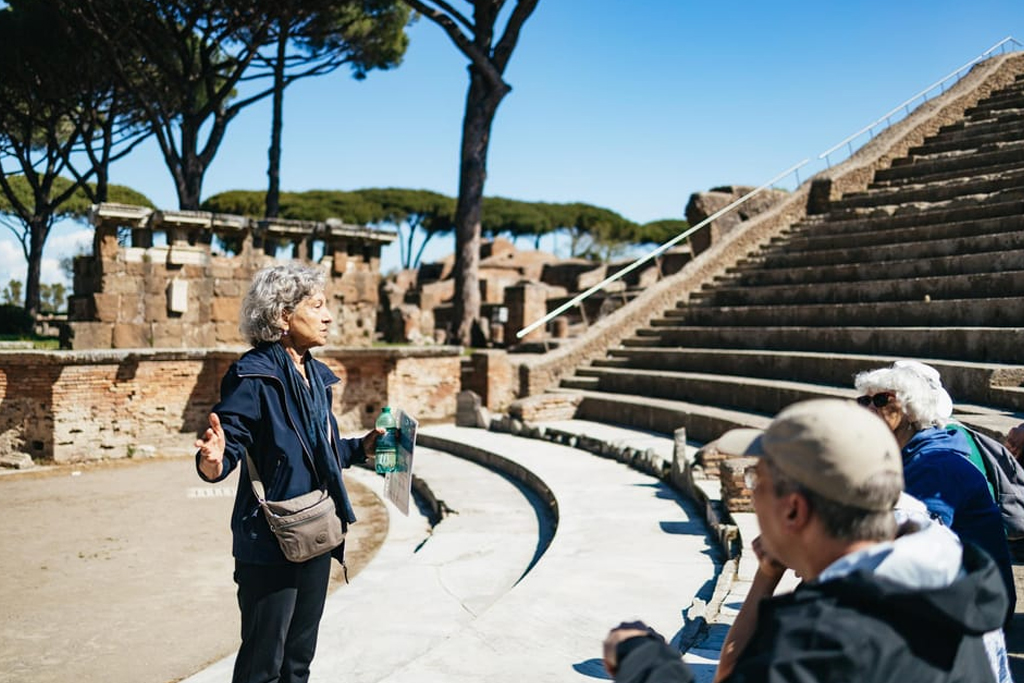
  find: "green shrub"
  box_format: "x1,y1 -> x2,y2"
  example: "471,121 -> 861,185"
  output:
0,305 -> 34,335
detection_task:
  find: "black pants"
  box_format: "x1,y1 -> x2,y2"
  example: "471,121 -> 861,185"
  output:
232,554 -> 332,683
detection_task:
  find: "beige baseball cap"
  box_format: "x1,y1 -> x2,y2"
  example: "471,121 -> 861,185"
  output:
740,398 -> 903,511
708,427 -> 763,457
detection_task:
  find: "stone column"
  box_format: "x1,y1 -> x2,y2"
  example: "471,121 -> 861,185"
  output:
504,282 -> 548,343
466,350 -> 514,411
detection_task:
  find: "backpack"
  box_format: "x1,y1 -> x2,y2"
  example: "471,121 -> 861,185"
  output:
963,426 -> 1024,541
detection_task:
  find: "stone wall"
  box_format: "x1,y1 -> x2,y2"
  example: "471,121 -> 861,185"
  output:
66,205 -> 394,350
720,457 -> 758,514
0,346 -> 461,465
514,50 -> 1024,399
461,350 -> 516,412
685,185 -> 789,256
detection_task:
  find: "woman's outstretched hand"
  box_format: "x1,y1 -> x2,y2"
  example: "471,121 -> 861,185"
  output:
196,412 -> 226,480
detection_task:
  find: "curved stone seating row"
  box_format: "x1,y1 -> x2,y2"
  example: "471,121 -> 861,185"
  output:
393,423 -> 721,683
182,422 -> 723,682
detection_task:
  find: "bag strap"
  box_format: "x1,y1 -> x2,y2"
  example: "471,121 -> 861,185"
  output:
245,452 -> 329,503
245,452 -> 269,504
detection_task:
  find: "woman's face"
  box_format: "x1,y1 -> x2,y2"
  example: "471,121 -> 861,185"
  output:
858,390 -> 905,434
282,290 -> 332,350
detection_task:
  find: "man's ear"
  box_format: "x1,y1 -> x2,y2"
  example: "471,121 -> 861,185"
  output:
781,492 -> 812,531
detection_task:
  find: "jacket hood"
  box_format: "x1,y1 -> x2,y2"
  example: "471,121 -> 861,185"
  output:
815,517 -> 1007,637
903,426 -> 971,462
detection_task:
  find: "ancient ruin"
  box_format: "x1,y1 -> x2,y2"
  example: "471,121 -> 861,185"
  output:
65,203 -> 396,350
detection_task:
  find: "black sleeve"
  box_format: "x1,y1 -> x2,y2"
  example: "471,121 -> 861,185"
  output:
615,637 -> 695,683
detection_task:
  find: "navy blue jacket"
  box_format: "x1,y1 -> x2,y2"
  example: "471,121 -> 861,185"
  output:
196,343 -> 367,564
903,426 -> 1015,616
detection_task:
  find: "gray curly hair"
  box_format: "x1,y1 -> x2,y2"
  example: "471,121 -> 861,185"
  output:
853,363 -> 949,430
239,263 -> 326,346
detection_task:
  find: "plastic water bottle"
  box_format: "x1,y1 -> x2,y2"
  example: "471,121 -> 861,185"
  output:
375,406 -> 398,474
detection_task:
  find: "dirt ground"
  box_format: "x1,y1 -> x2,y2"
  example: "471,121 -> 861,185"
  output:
0,455 -> 388,683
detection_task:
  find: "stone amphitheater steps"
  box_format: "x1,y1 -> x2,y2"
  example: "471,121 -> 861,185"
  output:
549,54 -> 1024,451
744,222 -> 1024,269
592,348 -> 1024,407
873,157 -> 1024,189
965,95 -> 1024,117
659,296 -> 1024,328
714,248 -> 1024,289
903,120 -> 1024,157
786,196 -> 1024,237
839,163 -> 1024,208
559,346 -> 1022,440
624,325 -> 1022,367
572,366 -> 853,418
916,113 -> 1024,149
563,364 -> 1021,438
550,387 -> 772,443
874,140 -> 1024,184
755,211 -> 1024,256
829,186 -> 1024,221
691,270 -> 1024,306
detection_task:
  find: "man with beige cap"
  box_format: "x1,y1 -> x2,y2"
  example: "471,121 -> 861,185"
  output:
602,399 -> 1009,683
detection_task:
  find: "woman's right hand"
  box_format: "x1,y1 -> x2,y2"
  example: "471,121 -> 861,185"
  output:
196,412 -> 226,480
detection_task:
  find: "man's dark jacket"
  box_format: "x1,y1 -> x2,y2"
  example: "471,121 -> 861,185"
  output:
196,344 -> 367,564
614,543 -> 1006,683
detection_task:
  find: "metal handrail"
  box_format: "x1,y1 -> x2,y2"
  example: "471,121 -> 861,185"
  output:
513,36 -> 1021,341
515,159 -> 809,339
819,36 -> 1022,164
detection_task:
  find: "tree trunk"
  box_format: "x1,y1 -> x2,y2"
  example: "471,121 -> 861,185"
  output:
452,69 -> 506,345
170,121 -> 204,210
412,231 -> 434,269
24,215 -> 49,318
176,161 -> 204,211
265,27 -> 288,219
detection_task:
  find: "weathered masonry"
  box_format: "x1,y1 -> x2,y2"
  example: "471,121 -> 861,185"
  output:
0,347 -> 461,464
65,203 -> 397,349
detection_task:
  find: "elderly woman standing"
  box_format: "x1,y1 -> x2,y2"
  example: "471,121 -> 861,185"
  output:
196,263 -> 378,683
854,360 -> 1014,619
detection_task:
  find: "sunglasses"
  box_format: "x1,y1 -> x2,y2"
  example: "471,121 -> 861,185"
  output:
856,392 -> 895,408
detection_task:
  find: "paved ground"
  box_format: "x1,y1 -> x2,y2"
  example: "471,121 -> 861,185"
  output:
0,456 -> 389,683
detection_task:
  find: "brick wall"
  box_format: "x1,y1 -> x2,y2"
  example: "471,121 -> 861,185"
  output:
508,392 -> 583,423
0,346 -> 461,465
461,350 -> 516,411
720,456 -> 758,514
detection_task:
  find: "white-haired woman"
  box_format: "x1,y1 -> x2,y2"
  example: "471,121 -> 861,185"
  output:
854,361 -> 1014,621
195,263 -> 378,683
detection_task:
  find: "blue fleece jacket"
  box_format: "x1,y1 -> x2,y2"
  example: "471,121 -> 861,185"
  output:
902,427 -> 1014,616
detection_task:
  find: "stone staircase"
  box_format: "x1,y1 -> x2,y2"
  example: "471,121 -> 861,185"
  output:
556,68 -> 1024,445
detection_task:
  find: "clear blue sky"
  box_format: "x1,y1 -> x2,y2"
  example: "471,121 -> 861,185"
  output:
2,0 -> 1022,288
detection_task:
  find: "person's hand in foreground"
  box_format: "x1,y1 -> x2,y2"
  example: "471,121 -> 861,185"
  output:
1006,422 -> 1024,461
603,621 -> 663,677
